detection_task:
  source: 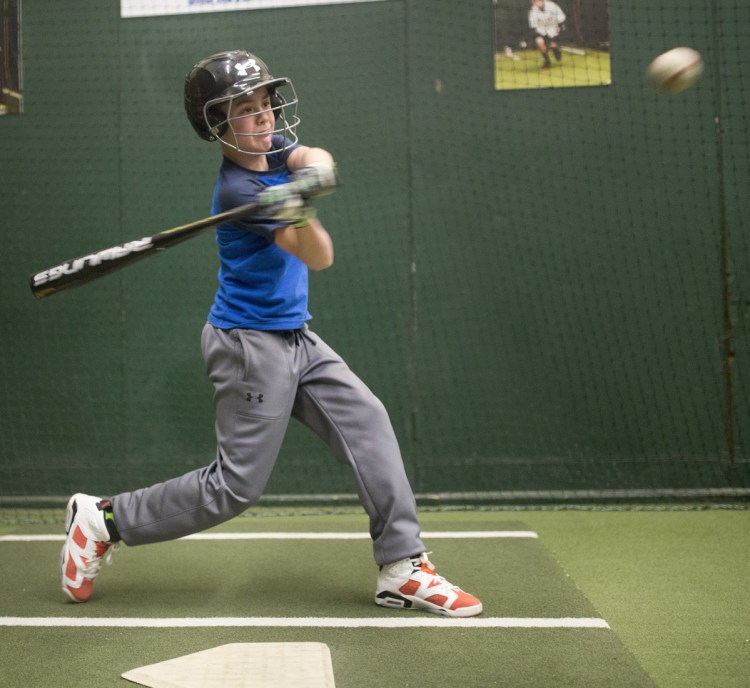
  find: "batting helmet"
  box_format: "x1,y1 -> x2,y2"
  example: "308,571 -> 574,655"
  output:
184,50 -> 299,149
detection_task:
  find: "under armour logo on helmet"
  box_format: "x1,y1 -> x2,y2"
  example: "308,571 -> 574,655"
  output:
235,59 -> 260,78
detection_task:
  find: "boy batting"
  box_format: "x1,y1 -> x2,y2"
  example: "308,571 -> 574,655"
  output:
60,50 -> 482,618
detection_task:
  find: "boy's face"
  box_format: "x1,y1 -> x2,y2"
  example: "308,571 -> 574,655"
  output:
221,87 -> 274,155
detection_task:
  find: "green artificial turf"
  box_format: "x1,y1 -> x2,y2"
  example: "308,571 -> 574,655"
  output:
1,508 -> 747,687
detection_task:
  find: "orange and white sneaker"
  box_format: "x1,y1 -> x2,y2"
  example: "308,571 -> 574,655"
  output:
375,553 -> 483,617
60,493 -> 119,602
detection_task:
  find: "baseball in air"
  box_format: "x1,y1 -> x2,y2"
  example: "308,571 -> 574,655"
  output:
647,47 -> 703,94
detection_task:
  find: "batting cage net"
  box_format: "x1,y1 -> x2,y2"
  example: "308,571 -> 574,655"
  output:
0,0 -> 748,523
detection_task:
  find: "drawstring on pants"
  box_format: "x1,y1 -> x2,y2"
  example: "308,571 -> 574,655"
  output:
280,327 -> 316,361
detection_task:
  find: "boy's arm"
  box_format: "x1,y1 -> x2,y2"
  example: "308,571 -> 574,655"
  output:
286,145 -> 334,172
272,145 -> 336,271
274,217 -> 334,272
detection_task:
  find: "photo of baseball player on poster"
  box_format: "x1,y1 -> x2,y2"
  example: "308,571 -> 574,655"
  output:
493,0 -> 611,90
1,0 -> 22,115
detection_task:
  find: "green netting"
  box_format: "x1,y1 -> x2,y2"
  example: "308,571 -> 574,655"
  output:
0,1 -> 747,519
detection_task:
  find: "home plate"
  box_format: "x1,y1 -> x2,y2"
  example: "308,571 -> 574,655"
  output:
122,642 -> 335,687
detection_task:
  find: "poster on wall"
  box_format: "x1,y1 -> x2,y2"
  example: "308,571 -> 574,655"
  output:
0,0 -> 22,115
494,0 -> 611,90
121,0 -> 385,19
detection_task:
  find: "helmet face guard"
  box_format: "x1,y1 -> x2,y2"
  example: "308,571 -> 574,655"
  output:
205,78 -> 300,155
184,51 -> 300,156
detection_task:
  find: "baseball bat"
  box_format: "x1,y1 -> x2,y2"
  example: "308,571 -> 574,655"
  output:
28,172 -> 330,299
28,200 -> 260,299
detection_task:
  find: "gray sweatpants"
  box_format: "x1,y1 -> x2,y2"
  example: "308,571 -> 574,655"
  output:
112,324 -> 425,566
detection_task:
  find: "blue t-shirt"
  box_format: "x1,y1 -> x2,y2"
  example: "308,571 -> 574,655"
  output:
207,137 -> 310,330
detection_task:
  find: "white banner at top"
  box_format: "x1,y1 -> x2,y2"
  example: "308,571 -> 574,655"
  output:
121,0 -> 385,18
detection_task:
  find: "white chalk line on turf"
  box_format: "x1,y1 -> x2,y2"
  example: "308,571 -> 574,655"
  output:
0,530 -> 538,542
0,616 -> 609,629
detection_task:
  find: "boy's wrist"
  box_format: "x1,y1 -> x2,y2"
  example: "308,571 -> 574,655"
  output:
291,207 -> 317,229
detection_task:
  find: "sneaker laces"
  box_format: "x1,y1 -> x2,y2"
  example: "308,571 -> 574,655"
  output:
413,553 -> 458,591
81,542 -> 120,580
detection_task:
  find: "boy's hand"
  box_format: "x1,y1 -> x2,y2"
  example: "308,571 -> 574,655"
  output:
257,159 -> 336,229
289,161 -> 337,199
258,185 -> 317,229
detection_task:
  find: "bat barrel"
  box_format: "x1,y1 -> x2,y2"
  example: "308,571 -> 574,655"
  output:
28,200 -> 262,300
29,240 -> 159,299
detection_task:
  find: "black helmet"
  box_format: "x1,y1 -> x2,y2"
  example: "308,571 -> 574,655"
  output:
184,50 -> 299,149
